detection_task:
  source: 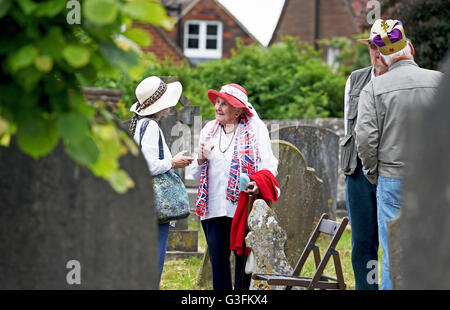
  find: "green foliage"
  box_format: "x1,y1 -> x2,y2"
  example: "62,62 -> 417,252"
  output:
0,0 -> 173,193
96,37 -> 347,121
320,36 -> 372,77
383,0 -> 449,70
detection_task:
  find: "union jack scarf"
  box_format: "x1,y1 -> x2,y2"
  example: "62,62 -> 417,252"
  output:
195,116 -> 260,216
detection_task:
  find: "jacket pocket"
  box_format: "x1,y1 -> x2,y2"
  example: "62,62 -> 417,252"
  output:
340,134 -> 355,174
347,95 -> 359,121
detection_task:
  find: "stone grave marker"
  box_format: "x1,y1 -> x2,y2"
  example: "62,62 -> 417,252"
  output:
272,126 -> 338,219
389,61 -> 450,290
0,139 -> 158,289
271,140 -> 323,268
246,199 -> 296,290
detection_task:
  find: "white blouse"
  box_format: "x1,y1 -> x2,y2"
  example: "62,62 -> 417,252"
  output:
133,118 -> 172,176
190,118 -> 278,221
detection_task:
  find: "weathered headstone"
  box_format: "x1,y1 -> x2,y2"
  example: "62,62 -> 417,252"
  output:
271,140 -> 323,268
246,199 -> 296,290
390,61 -> 450,290
272,126 -> 339,219
0,140 -> 158,289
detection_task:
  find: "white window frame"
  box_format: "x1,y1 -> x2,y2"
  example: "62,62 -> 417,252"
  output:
184,20 -> 223,59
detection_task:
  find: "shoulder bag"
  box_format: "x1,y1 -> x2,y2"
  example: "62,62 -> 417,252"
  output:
139,119 -> 190,224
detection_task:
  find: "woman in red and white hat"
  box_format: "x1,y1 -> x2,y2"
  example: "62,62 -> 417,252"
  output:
191,83 -> 278,290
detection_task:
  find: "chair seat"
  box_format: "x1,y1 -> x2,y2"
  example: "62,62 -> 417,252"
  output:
252,273 -> 344,289
251,214 -> 348,290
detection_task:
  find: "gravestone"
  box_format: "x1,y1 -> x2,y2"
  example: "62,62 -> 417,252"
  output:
389,61 -> 450,290
272,126 -> 339,219
271,140 -> 323,268
0,139 -> 158,289
246,199 -> 296,290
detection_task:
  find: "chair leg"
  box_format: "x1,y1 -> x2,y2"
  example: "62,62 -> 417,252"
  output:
333,253 -> 346,290
307,252 -> 332,290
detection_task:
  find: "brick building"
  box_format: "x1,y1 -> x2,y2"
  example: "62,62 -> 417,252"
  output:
270,0 -> 361,66
142,0 -> 257,65
141,0 -> 366,66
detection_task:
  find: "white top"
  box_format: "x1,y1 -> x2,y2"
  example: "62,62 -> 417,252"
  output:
344,67 -> 375,135
190,118 -> 278,221
133,118 -> 172,176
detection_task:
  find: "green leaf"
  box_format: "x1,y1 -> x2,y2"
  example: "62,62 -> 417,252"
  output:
9,45 -> 39,72
15,66 -> 43,92
98,41 -> 140,75
37,27 -> 66,60
35,0 -> 66,17
108,169 -> 135,194
17,117 -> 60,159
0,0 -> 11,19
63,45 -> 90,68
66,135 -> 100,166
57,112 -> 90,143
83,0 -> 118,25
121,0 -> 167,25
124,28 -> 152,48
34,55 -> 53,72
16,0 -> 37,15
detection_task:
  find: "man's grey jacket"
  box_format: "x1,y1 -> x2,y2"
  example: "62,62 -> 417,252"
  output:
355,59 -> 443,184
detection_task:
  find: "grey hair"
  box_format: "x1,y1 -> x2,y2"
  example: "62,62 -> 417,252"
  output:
381,41 -> 413,67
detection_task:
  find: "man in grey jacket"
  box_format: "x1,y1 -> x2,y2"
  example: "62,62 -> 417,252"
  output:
355,19 -> 443,290
341,22 -> 388,290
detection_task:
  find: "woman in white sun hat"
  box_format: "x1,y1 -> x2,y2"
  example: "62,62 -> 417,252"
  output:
129,76 -> 193,286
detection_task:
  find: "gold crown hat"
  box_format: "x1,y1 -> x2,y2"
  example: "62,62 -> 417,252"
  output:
360,19 -> 408,55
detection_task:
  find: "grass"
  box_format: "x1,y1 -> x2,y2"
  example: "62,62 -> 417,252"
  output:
160,220 -> 382,290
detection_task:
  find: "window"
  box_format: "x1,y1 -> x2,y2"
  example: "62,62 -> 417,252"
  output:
184,20 -> 222,60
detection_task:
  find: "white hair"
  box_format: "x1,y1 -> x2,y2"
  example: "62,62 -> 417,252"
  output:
381,41 -> 413,67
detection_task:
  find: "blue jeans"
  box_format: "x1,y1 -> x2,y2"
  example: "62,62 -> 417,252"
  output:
345,157 -> 379,290
157,222 -> 170,286
377,175 -> 404,290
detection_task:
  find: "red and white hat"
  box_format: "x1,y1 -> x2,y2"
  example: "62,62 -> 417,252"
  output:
207,83 -> 254,117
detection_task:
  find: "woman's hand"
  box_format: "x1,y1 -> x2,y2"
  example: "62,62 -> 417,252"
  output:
171,151 -> 194,169
244,181 -> 260,195
196,143 -> 214,165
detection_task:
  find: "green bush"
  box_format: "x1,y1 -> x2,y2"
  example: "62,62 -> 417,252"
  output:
0,0 -> 173,193
96,37 -> 347,120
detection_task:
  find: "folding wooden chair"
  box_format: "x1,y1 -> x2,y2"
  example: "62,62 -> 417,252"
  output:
252,213 -> 349,290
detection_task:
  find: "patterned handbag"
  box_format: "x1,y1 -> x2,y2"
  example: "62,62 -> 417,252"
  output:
139,119 -> 190,224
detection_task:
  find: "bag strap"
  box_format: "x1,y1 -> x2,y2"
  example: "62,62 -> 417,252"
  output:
139,118 -> 164,160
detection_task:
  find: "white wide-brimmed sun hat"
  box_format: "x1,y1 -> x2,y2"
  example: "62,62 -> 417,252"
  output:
130,76 -> 182,116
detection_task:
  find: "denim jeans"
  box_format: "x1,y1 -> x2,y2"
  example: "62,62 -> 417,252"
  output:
345,157 -> 379,290
376,175 -> 404,290
157,222 -> 170,286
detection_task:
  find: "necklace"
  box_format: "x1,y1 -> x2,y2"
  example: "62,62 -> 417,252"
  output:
219,124 -> 238,153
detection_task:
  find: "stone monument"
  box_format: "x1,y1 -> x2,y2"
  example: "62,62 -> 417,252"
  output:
0,140 -> 158,289
389,61 -> 450,290
271,140 -> 323,268
272,126 -> 338,219
246,199 -> 296,290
